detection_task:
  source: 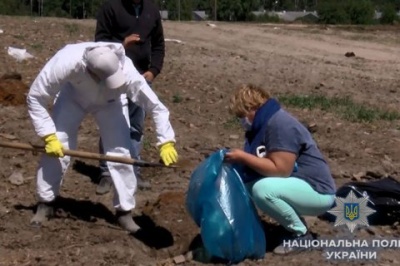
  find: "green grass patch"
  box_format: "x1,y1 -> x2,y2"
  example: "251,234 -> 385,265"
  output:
63,23 -> 79,35
278,94 -> 400,123
172,93 -> 183,103
12,34 -> 25,40
142,139 -> 152,151
30,43 -> 43,51
223,116 -> 241,129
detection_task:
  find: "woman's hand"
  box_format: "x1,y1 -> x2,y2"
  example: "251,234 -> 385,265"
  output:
224,148 -> 246,163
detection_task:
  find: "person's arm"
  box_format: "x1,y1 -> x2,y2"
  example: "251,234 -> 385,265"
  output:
225,118 -> 301,176
148,11 -> 165,78
226,150 -> 296,177
125,64 -> 177,166
27,52 -> 73,138
125,64 -> 174,145
94,2 -> 115,42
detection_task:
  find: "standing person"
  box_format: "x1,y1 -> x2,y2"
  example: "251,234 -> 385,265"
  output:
27,42 -> 178,232
224,84 -> 336,255
94,0 -> 165,194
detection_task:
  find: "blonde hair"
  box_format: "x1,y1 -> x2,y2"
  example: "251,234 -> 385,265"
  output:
229,84 -> 270,117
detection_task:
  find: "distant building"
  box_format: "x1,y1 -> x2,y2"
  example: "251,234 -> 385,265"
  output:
252,10 -> 400,22
253,11 -> 318,22
160,10 -> 168,20
159,10 -> 208,21
193,10 -> 208,21
374,11 -> 400,19
251,11 -> 265,17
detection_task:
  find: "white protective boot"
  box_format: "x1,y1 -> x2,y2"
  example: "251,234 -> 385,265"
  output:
30,202 -> 54,227
116,210 -> 141,233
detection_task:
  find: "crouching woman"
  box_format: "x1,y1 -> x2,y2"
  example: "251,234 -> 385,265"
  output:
224,84 -> 336,255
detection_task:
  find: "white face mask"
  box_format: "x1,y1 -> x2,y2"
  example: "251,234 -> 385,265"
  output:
240,117 -> 252,131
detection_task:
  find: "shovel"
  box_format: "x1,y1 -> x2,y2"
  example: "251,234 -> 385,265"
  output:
0,140 -> 179,168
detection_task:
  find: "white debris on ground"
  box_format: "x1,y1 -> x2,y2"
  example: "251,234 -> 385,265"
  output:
8,171 -> 24,186
7,47 -> 34,62
165,38 -> 184,44
206,22 -> 216,28
0,29 -> 3,34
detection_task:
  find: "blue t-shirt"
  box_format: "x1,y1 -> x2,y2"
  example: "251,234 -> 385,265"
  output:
264,109 -> 336,195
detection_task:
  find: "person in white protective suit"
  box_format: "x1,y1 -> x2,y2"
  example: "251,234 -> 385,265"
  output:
26,42 -> 178,232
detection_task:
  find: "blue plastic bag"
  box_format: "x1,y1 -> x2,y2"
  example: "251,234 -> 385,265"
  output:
186,149 -> 266,263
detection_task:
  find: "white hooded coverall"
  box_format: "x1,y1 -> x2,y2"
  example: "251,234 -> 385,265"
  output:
27,42 -> 175,211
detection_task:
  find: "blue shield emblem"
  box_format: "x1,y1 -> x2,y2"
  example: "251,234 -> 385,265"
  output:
344,203 -> 359,221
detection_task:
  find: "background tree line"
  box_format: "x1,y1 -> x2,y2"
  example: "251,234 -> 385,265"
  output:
0,0 -> 105,18
0,0 -> 399,24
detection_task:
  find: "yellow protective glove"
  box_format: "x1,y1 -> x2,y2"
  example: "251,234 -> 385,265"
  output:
159,142 -> 178,166
42,133 -> 64,157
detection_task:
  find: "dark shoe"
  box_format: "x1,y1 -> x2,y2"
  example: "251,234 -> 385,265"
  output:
116,211 -> 141,233
96,174 -> 113,195
30,202 -> 54,228
134,166 -> 151,190
96,174 -> 150,195
273,231 -> 314,255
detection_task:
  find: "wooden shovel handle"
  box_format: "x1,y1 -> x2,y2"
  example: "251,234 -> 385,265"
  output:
0,140 -> 172,168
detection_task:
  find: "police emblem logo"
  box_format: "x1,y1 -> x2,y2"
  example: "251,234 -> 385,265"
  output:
328,190 -> 376,233
344,203 -> 359,221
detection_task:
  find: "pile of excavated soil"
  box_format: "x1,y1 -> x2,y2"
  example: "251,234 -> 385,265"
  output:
0,73 -> 29,106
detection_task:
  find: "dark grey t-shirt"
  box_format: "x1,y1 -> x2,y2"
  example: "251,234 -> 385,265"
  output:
265,109 -> 336,195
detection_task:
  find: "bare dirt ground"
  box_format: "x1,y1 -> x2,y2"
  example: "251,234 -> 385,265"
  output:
0,16 -> 400,266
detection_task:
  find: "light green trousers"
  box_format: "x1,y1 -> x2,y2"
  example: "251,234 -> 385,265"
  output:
246,177 -> 335,236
